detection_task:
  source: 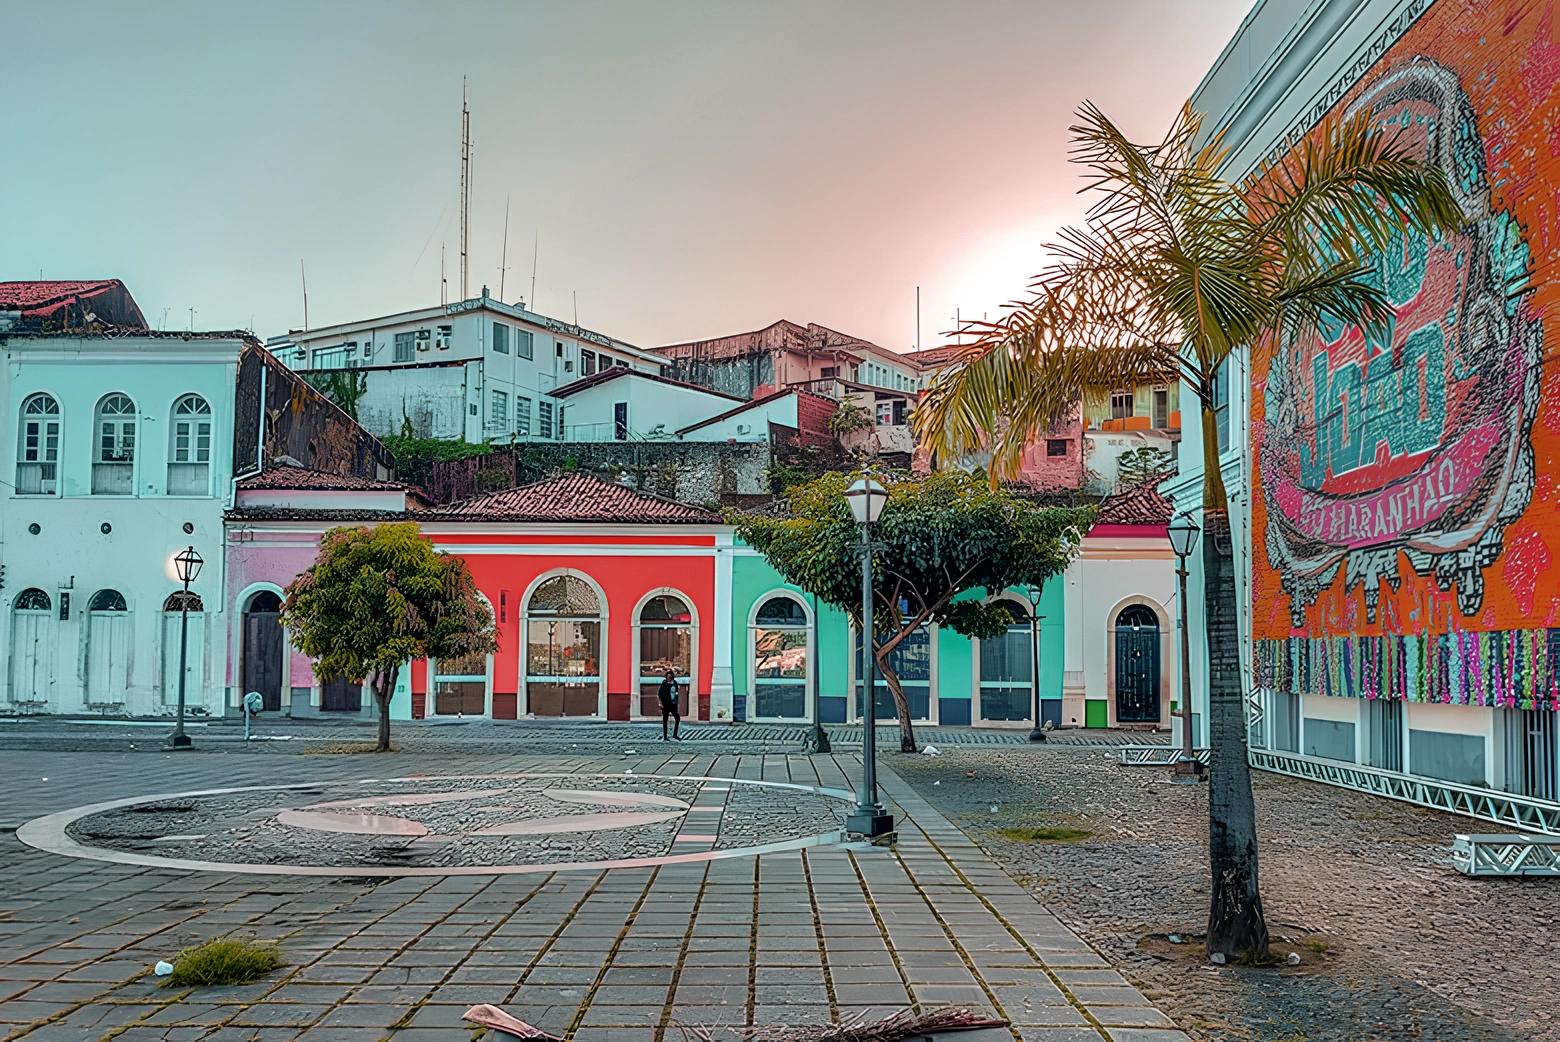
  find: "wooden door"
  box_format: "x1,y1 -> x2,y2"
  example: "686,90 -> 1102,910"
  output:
321,675 -> 363,712
87,612 -> 131,703
243,609 -> 284,711
161,610 -> 205,706
9,609 -> 55,704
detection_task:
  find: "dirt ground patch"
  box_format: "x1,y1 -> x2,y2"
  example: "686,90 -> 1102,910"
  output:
894,744 -> 1560,1042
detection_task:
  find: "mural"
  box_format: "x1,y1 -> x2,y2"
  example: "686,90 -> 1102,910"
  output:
1251,2 -> 1560,709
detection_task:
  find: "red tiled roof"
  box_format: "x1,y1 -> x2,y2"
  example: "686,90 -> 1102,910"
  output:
1095,480 -> 1174,526
428,473 -> 721,524
239,462 -> 410,493
549,366 -> 744,402
0,279 -> 148,329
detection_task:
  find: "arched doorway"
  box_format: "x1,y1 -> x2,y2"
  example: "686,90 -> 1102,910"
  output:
636,593 -> 693,719
86,590 -> 130,705
161,591 -> 205,707
242,590 -> 284,712
1114,604 -> 1161,723
9,588 -> 56,706
977,600 -> 1034,724
750,594 -> 811,721
524,575 -> 603,717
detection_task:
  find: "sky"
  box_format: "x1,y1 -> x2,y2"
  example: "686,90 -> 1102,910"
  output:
1,0 -> 1251,351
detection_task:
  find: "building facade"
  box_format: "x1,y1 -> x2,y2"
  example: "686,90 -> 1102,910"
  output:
277,290 -> 663,443
1169,0 -> 1560,824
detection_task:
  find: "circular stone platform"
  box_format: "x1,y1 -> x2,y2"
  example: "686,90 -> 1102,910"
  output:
16,773 -> 852,876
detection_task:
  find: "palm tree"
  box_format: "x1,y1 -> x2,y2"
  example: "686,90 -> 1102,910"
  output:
914,102 -> 1459,959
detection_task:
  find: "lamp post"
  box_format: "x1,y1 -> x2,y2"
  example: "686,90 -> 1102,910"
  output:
844,473 -> 893,837
1166,515 -> 1202,782
808,590 -> 830,754
1025,584 -> 1047,742
169,544 -> 204,750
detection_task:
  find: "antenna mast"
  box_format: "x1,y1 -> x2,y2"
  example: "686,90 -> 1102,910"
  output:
459,78 -> 471,301
529,231 -> 538,311
440,243 -> 448,307
300,260 -> 309,332
499,195 -> 510,300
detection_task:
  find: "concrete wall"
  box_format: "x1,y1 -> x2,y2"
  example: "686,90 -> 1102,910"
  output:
684,394 -> 799,443
559,378 -> 735,443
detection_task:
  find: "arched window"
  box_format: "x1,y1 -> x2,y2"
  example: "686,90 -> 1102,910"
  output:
16,393 -> 61,495
751,595 -> 810,720
88,589 -> 128,612
978,600 -> 1034,722
92,393 -> 137,494
168,394 -> 213,495
524,575 -> 603,717
637,594 -> 692,717
1116,604 -> 1158,630
163,591 -> 204,612
14,588 -> 51,612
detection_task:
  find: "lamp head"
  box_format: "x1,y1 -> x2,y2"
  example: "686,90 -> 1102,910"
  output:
1167,514 -> 1200,560
844,474 -> 889,525
173,544 -> 204,584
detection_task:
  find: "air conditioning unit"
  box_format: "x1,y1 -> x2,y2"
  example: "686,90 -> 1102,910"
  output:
736,423 -> 751,435
362,344 -> 372,358
416,329 -> 431,341
564,360 -> 574,372
416,342 -> 430,352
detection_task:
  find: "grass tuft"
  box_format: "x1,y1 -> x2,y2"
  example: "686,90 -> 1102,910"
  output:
996,825 -> 1092,843
161,936 -> 281,987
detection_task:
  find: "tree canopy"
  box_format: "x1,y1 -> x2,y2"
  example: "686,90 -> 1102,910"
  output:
731,470 -> 1092,749
281,522 -> 495,750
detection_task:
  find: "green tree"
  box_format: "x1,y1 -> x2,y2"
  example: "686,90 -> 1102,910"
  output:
306,370 -> 369,421
281,523 -> 496,751
1115,446 -> 1173,489
731,471 -> 1091,752
915,103 -> 1458,958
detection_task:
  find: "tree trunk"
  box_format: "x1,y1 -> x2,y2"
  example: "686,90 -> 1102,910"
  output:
373,666 -> 396,752
876,651 -> 918,753
1200,405 -> 1269,959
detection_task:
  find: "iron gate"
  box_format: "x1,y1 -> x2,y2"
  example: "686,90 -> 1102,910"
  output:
1114,605 -> 1160,723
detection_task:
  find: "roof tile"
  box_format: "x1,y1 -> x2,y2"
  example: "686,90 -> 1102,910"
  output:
429,473 -> 720,524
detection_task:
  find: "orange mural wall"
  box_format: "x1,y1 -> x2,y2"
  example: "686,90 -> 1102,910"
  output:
1252,0 -> 1560,708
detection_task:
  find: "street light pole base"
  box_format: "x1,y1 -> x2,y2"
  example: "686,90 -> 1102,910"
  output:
1027,728 -> 1048,743
168,733 -> 193,750
846,809 -> 895,837
809,725 -> 832,754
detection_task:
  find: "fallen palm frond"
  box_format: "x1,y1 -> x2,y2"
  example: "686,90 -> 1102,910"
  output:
673,1006 -> 1008,1042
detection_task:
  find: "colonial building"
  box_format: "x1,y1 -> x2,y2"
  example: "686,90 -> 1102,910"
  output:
0,280 -> 389,717
1169,0 -> 1560,823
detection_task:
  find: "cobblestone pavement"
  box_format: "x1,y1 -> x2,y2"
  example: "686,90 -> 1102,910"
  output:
0,745 -> 1188,1042
893,744 -> 1560,1042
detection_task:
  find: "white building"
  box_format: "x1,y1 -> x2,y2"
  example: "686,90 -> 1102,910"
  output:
3,325 -> 242,717
278,290 -> 665,444
548,367 -> 745,442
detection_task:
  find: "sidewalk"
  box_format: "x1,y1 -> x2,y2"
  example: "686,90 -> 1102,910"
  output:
0,746 -> 1187,1042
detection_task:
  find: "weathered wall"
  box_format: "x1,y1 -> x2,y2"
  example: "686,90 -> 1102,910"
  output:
234,345 -> 394,480
1251,1 -> 1560,710
425,440 -> 772,505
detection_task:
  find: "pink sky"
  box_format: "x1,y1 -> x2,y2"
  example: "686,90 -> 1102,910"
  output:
1,0 -> 1251,351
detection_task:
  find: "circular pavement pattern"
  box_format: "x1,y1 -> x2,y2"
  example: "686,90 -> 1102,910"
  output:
16,773 -> 852,876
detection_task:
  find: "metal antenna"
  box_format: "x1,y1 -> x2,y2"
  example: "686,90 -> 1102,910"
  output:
529,231 -> 538,311
916,285 -> 921,351
573,290 -> 578,326
300,259 -> 309,332
459,77 -> 471,301
499,194 -> 511,300
441,243 -> 448,307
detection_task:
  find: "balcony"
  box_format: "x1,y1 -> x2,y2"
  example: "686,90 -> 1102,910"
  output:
92,462 -> 134,495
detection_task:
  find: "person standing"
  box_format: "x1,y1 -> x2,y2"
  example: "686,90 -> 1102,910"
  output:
658,668 -> 682,742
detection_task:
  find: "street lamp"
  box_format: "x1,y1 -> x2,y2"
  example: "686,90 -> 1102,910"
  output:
169,544 -> 204,750
844,473 -> 893,837
1166,514 -> 1202,782
1025,584 -> 1046,742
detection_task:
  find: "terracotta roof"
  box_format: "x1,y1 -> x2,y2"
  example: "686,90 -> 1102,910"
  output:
549,366 -> 744,402
239,462 -> 410,493
427,473 -> 721,524
0,279 -> 148,329
1094,480 -> 1174,526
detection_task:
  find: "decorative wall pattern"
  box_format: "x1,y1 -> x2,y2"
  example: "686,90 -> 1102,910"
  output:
1252,1 -> 1560,706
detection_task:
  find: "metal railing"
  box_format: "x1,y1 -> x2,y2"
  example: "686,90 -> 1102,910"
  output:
1118,744 -> 1210,766
1451,833 -> 1560,876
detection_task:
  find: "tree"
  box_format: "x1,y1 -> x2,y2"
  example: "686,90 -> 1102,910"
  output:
307,370 -> 369,421
731,471 -> 1092,752
914,103 -> 1458,959
1115,446 -> 1173,489
281,522 -> 496,751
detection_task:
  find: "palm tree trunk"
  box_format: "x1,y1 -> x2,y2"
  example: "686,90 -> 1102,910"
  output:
876,652 -> 918,753
1199,405 -> 1269,959
373,667 -> 396,752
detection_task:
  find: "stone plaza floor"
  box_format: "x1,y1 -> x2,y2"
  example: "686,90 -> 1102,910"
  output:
0,738 -> 1188,1042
